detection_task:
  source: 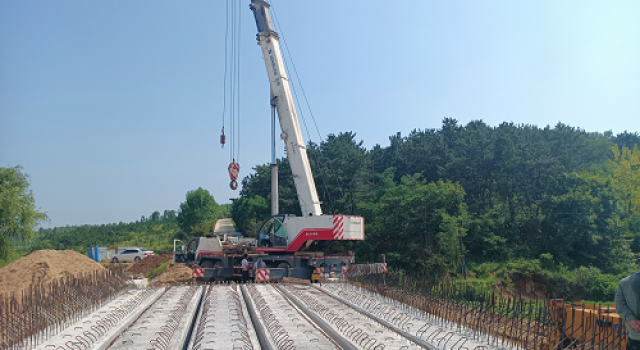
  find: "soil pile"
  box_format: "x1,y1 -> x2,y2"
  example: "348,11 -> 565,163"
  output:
125,253 -> 173,276
152,263 -> 193,284
0,249 -> 104,295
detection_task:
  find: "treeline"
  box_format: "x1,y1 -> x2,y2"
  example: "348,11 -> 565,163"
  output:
233,119 -> 640,297
35,188 -> 231,254
36,211 -> 180,253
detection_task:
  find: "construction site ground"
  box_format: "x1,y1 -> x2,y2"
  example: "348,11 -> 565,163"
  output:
0,249 -> 104,296
122,253 -> 173,276
1,249 -> 625,350
0,249 -> 196,298
21,282 -> 508,350
0,249 -> 507,350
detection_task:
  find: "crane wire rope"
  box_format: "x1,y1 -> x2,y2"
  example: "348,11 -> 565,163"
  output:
222,0 -> 242,189
236,0 -> 241,163
221,0 -> 229,150
230,0 -> 236,163
270,4 -> 346,214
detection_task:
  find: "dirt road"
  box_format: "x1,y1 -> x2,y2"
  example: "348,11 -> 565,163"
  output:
214,218 -> 236,235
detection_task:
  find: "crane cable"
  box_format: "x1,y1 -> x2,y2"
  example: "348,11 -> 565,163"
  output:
220,0 -> 229,149
222,0 -> 242,190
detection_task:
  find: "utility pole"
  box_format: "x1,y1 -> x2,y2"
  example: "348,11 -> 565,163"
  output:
270,96 -> 279,216
380,254 -> 386,287
459,233 -> 467,279
457,207 -> 467,279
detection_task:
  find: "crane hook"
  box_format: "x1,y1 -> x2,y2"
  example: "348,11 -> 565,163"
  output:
228,160 -> 240,190
220,127 -> 226,148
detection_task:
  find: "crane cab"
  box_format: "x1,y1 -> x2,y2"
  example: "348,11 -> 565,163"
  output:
255,214 -> 365,253
256,214 -> 289,247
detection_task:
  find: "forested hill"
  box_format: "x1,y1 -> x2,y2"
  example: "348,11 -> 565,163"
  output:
36,210 -> 181,254
35,189 -> 231,254
233,119 -> 640,281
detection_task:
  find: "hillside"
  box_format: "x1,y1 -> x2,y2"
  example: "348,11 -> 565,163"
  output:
32,203 -> 233,256
233,120 -> 640,301
36,216 -> 181,254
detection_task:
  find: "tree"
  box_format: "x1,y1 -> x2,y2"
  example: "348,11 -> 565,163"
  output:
163,210 -> 177,220
0,166 -> 48,258
230,123 -> 628,273
613,131 -> 640,151
536,147 -> 640,274
150,211 -> 161,221
361,169 -> 468,274
231,195 -> 269,235
307,132 -> 373,215
177,188 -> 219,235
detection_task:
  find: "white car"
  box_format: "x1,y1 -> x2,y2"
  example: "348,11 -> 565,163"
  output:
111,248 -> 154,263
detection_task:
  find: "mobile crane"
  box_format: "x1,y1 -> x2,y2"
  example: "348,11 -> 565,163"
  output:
174,0 -> 365,281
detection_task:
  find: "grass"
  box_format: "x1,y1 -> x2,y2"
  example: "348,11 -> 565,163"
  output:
146,259 -> 172,279
578,300 -> 615,307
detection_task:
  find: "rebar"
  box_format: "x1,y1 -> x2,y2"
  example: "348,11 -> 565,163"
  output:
245,284 -> 296,350
0,267 -> 129,350
283,285 -> 393,350
191,284 -> 255,350
346,268 -> 626,350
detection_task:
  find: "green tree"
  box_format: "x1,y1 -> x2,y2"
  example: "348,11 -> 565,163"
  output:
0,166 -> 48,258
231,195 -> 269,235
307,132 -> 373,215
613,131 -> 640,151
230,122 -> 629,274
163,210 -> 177,220
177,188 -> 219,235
536,147 -> 640,274
361,169 -> 468,274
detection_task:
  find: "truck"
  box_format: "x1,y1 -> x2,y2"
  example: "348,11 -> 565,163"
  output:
173,0 -> 365,282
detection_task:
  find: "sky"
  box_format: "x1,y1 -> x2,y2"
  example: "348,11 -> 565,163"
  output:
1,1 -> 639,229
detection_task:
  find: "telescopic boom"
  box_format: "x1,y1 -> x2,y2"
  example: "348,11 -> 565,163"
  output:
249,0 -> 323,217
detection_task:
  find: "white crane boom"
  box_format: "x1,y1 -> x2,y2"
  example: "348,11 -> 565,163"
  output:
250,0 -> 322,217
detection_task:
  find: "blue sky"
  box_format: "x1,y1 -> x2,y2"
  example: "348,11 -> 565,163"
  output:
1,1 -> 639,228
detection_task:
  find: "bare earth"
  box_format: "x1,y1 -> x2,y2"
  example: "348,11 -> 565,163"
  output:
0,249 -> 104,295
151,263 -> 194,284
124,253 -> 173,276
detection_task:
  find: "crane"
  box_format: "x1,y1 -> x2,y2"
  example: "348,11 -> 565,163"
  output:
175,0 -> 364,282
249,0 -> 364,253
250,0 -> 321,217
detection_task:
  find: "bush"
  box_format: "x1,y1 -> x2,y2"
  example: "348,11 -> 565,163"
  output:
579,267 -> 619,302
472,262 -> 502,279
468,259 -> 619,302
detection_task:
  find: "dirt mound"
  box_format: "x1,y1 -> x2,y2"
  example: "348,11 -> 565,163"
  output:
152,263 -> 193,284
0,249 -> 104,295
125,253 -> 173,276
